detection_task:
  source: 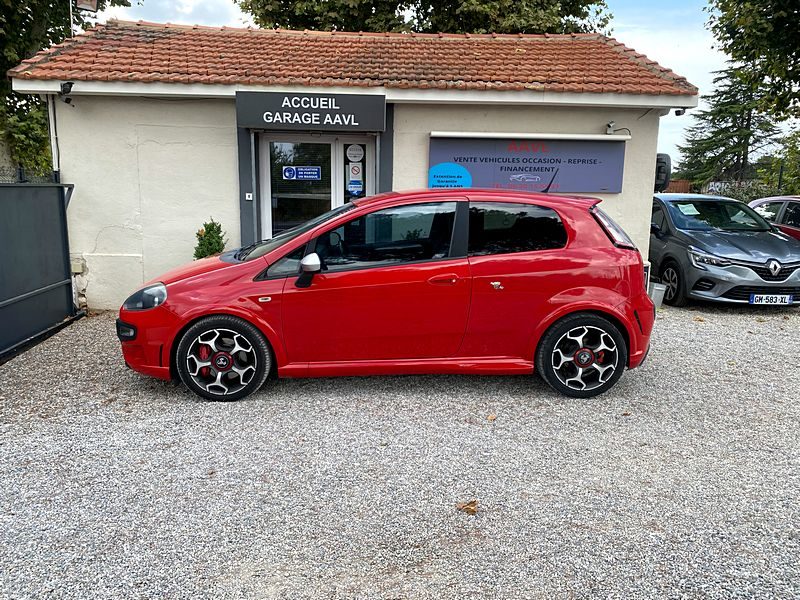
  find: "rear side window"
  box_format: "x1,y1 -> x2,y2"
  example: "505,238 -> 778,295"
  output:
468,202 -> 567,256
783,202 -> 800,228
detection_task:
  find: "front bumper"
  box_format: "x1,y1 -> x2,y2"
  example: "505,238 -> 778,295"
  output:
117,306 -> 180,380
684,262 -> 800,304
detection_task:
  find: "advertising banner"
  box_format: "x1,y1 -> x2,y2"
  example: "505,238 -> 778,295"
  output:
428,137 -> 626,193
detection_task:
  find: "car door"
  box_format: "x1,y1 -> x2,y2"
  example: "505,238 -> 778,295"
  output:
458,200 -> 569,359
280,200 -> 471,363
778,201 -> 800,241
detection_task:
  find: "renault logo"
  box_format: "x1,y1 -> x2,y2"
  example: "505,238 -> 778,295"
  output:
767,260 -> 782,276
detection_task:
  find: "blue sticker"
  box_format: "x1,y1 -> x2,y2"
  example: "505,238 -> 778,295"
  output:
428,162 -> 473,188
283,166 -> 321,180
348,180 -> 364,195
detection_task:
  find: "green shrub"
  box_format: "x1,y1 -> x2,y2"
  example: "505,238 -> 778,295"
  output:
194,218 -> 227,259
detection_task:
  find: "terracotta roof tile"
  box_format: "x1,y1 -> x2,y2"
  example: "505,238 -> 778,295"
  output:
8,20 -> 697,96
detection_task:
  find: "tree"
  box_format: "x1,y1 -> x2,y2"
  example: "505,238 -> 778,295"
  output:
758,131 -> 800,195
236,0 -> 611,35
708,0 -> 800,118
0,1 -> 129,172
677,66 -> 780,187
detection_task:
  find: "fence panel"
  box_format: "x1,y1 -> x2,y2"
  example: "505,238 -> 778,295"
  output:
0,183 -> 74,355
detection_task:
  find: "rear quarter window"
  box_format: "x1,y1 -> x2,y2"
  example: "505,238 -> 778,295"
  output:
468,202 -> 567,256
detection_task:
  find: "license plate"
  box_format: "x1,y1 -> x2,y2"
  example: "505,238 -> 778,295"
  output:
749,294 -> 794,305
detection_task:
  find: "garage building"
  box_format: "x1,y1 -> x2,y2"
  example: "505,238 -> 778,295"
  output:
10,20 -> 697,309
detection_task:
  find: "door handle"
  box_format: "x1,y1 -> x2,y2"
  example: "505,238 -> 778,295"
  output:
428,273 -> 460,286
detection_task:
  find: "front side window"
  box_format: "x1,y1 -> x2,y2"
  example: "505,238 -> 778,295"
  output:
315,202 -> 456,271
783,202 -> 800,228
235,202 -> 355,262
667,199 -> 771,232
468,202 -> 567,256
266,246 -> 305,278
753,201 -> 784,223
651,203 -> 666,230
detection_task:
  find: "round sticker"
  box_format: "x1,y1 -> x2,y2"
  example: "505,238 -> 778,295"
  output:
346,144 -> 365,162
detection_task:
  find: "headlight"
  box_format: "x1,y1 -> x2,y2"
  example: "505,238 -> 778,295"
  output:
688,248 -> 731,269
123,283 -> 167,310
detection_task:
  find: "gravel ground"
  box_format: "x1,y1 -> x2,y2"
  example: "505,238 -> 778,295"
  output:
1,305 -> 799,599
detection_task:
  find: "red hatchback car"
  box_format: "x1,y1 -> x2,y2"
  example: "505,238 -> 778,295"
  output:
117,189 -> 654,400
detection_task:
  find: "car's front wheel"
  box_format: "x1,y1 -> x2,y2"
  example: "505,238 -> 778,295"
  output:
175,315 -> 272,401
535,313 -> 628,398
661,261 -> 688,307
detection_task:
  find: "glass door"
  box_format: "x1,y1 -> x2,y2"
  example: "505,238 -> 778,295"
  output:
266,139 -> 333,235
260,135 -> 376,239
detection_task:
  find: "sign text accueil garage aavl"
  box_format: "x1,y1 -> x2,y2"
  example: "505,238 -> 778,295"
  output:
235,91 -> 386,132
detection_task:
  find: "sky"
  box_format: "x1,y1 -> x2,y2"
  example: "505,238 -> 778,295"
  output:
99,0 -> 727,160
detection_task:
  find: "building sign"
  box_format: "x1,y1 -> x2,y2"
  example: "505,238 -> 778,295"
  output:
428,137 -> 626,193
282,166 -> 321,180
236,91 -> 385,132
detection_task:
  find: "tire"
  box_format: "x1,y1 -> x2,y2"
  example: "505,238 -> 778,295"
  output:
175,315 -> 272,401
535,312 -> 628,399
660,260 -> 688,307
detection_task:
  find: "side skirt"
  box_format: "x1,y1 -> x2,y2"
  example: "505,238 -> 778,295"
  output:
279,357 -> 534,378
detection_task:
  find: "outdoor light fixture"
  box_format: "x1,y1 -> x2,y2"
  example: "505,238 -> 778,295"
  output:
59,81 -> 74,104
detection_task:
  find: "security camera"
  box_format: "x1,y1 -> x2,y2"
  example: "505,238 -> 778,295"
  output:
606,121 -> 616,135
674,108 -> 686,116
60,81 -> 74,95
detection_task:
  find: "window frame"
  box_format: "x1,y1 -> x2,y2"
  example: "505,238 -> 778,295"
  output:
465,200 -> 569,258
306,199 -> 469,275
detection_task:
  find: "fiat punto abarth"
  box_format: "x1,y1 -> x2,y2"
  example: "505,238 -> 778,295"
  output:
117,189 -> 654,401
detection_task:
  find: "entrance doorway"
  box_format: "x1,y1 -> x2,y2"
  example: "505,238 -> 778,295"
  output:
259,134 -> 376,238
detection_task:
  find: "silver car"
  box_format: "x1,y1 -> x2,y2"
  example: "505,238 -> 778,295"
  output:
649,194 -> 800,306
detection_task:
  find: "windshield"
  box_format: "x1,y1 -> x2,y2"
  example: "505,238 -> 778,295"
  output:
235,203 -> 355,261
666,199 -> 771,232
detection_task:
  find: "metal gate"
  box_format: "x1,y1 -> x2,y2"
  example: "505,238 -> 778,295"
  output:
0,182 -> 76,357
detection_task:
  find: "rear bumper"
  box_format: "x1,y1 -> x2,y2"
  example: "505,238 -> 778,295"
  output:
620,291 -> 655,369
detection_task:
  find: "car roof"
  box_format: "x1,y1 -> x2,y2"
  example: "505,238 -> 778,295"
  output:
655,193 -> 737,202
751,195 -> 800,203
353,188 -> 600,210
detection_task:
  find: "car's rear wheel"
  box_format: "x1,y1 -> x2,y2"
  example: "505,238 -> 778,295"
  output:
661,261 -> 688,307
175,315 -> 272,401
535,313 -> 628,398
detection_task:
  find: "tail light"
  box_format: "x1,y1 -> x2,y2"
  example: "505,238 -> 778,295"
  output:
590,205 -> 637,250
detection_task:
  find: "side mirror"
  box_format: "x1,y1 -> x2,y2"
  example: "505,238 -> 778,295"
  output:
295,253 -> 321,288
300,252 -> 321,273
650,223 -> 661,235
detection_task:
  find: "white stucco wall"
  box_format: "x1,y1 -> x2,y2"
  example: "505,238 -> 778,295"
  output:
392,104 -> 661,257
56,95 -> 662,309
55,96 -> 240,309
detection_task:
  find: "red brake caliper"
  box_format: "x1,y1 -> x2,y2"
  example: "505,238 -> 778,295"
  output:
198,344 -> 211,377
